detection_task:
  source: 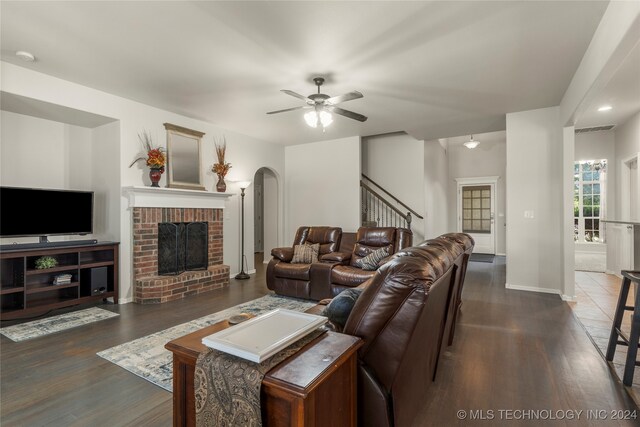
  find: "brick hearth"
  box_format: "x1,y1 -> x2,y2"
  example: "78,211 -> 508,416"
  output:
133,207 -> 229,303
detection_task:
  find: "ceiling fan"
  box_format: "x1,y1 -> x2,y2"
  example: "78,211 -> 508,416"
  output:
267,77 -> 367,129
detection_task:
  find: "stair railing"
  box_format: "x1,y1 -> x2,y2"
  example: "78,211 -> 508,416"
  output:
360,175 -> 423,229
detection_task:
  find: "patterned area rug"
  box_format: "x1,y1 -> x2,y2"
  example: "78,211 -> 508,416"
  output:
0,307 -> 119,342
97,294 -> 317,392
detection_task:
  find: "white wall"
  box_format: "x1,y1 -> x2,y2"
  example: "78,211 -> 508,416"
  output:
362,133 -> 425,241
506,107 -> 565,295
284,136 -> 360,242
575,129 -> 615,162
91,121 -> 121,241
424,140 -> 449,240
1,61 -> 285,303
447,134 -> 507,254
1,110 -> 73,190
0,110 -> 104,244
614,111 -> 640,221
263,170 -> 278,259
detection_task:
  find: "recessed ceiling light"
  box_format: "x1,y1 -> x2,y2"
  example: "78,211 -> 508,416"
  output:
598,105 -> 612,112
15,51 -> 35,62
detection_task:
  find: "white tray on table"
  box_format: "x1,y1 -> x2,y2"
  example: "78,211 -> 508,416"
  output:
201,308 -> 327,363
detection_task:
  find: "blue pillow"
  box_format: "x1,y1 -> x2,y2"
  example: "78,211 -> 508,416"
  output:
322,288 -> 363,330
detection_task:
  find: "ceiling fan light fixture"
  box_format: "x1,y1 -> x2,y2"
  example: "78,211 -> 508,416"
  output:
304,110 -> 333,129
319,110 -> 333,127
463,135 -> 480,149
268,76 -> 366,128
304,111 -> 318,128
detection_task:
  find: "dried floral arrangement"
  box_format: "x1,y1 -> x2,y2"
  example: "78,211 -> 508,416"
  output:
129,131 -> 166,170
212,136 -> 232,177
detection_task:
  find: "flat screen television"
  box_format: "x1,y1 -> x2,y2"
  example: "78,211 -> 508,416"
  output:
0,187 -> 94,240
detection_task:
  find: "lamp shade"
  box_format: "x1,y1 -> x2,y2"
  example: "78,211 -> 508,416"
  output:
236,180 -> 252,189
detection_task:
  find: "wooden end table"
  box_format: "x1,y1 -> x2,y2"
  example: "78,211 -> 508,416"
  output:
165,320 -> 362,427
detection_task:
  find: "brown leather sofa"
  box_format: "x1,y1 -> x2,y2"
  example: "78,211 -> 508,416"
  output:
307,233 -> 474,427
266,226 -> 342,299
267,226 -> 412,301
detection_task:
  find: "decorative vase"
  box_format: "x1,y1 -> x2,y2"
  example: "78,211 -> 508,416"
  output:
216,174 -> 227,192
149,168 -> 163,187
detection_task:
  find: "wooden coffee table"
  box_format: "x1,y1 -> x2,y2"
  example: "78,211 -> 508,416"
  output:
165,319 -> 362,427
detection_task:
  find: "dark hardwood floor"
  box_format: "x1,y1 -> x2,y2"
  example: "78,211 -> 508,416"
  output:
1,255 -> 637,426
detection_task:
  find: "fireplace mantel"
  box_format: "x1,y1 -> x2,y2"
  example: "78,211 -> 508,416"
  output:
123,186 -> 233,209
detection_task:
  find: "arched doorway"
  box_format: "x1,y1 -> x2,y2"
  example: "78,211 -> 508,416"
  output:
253,167 -> 279,265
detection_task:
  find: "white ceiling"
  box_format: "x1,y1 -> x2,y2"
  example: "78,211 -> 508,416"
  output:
576,39 -> 640,129
0,1 -> 608,145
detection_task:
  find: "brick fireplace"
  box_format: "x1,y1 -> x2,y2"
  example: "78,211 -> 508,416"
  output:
125,187 -> 232,304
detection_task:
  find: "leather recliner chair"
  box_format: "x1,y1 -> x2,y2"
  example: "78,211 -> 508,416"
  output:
343,242 -> 465,427
328,227 -> 413,297
266,226 -> 342,299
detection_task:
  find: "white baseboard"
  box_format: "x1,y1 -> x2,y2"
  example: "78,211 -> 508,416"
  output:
263,260 -> 270,264
119,297 -> 133,304
496,253 -> 506,257
505,283 -> 576,301
505,283 -> 561,296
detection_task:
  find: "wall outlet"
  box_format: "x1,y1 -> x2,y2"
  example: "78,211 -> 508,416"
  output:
524,210 -> 535,219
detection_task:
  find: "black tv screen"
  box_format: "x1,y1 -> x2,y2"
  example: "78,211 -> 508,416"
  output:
0,187 -> 94,237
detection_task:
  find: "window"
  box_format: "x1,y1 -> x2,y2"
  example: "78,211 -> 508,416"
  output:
574,160 -> 606,243
462,185 -> 491,233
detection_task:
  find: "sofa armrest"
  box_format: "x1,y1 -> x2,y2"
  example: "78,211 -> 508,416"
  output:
320,251 -> 352,264
309,262 -> 335,300
271,247 -> 293,262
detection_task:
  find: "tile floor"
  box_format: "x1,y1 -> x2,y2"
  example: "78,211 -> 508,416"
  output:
575,251 -> 606,272
570,271 -> 640,404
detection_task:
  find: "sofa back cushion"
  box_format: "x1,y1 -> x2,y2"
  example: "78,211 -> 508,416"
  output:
292,226 -> 342,255
350,227 -> 396,267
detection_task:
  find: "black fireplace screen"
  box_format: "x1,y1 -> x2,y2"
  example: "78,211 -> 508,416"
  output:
158,222 -> 208,275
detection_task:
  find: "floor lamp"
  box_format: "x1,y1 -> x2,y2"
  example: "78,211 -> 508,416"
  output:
235,180 -> 252,280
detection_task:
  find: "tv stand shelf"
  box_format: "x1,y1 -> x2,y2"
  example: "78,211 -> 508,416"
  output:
0,242 -> 119,320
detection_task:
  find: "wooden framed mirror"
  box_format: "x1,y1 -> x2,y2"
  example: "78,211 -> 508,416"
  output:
164,123 -> 206,190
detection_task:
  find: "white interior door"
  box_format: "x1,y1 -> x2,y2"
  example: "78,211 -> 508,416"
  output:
457,178 -> 497,254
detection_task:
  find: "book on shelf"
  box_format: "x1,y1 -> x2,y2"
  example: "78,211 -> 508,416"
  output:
53,274 -> 73,285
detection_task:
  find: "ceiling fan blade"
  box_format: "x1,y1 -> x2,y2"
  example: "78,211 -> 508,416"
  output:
325,91 -> 363,105
327,106 -> 368,122
281,90 -> 314,104
266,105 -> 311,115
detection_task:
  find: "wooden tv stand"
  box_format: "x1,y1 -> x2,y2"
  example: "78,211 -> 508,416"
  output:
0,242 -> 119,320
165,321 -> 362,426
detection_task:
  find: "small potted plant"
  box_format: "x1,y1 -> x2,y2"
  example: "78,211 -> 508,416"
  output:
212,136 -> 231,192
35,256 -> 58,269
129,131 -> 166,187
